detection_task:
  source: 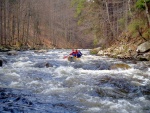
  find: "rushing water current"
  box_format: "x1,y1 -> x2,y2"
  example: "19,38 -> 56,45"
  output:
0,49 -> 150,113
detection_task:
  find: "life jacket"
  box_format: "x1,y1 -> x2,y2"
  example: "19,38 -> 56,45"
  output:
70,51 -> 76,57
77,50 -> 82,58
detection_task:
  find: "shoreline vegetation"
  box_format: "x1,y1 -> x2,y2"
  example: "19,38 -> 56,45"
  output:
0,36 -> 150,62
90,38 -> 150,61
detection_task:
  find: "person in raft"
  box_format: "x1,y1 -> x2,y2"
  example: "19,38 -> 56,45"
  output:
70,49 -> 82,58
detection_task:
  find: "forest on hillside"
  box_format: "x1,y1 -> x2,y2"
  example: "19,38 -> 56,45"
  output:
0,0 -> 150,49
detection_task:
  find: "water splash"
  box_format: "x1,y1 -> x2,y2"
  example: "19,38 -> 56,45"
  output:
0,49 -> 149,113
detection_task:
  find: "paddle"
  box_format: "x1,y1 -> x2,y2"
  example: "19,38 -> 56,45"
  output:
63,55 -> 69,59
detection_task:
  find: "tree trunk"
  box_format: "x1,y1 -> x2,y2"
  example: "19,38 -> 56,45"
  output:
17,0 -> 21,43
7,1 -> 10,45
26,1 -> 31,46
105,0 -> 114,41
144,0 -> 150,27
4,0 -> 7,45
0,0 -> 3,45
12,15 -> 16,45
128,0 -> 132,16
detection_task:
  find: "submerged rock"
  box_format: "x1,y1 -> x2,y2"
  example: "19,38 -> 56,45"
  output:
45,63 -> 53,68
34,49 -> 48,53
134,61 -> 150,71
96,76 -> 150,99
7,50 -> 18,55
110,63 -> 131,70
34,62 -> 53,68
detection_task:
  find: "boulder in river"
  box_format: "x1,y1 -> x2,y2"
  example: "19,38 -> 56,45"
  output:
34,62 -> 53,68
0,60 -> 2,67
110,63 -> 131,70
136,41 -> 150,53
90,47 -> 102,54
45,63 -> 53,68
34,49 -> 48,53
7,50 -> 18,55
136,51 -> 150,61
143,52 -> 150,61
97,50 -> 104,56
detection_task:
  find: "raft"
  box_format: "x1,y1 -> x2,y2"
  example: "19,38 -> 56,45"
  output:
68,56 -> 80,62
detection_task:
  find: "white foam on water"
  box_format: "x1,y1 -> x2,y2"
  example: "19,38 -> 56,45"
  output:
3,72 -> 20,82
10,81 -> 21,88
81,98 -> 143,113
54,66 -> 75,77
83,107 -> 102,113
79,68 -> 135,76
12,61 -> 33,68
8,72 -> 20,77
18,56 -> 29,61
0,49 -> 149,113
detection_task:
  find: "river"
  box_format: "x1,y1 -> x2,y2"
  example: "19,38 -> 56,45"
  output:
0,49 -> 150,113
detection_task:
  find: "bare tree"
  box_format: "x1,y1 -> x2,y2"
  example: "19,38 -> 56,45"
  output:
144,0 -> 150,27
0,0 -> 3,45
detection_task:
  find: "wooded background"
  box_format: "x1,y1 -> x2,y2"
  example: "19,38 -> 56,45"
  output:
0,0 -> 149,49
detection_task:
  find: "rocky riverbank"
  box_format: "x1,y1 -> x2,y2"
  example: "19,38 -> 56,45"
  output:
90,39 -> 150,61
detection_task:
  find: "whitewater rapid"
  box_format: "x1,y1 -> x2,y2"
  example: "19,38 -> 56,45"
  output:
0,49 -> 150,113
